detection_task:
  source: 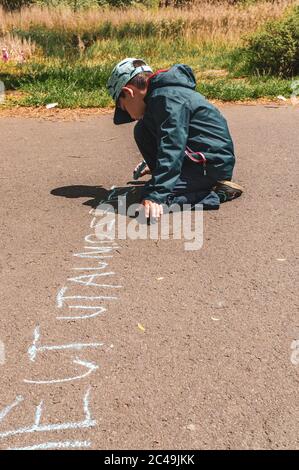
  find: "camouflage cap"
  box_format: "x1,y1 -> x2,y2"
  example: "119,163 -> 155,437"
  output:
107,57 -> 153,102
107,58 -> 153,125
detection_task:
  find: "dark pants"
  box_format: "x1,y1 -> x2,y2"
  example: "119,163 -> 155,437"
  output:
134,119 -> 220,209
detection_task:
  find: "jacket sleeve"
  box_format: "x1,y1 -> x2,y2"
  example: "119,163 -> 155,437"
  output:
141,94 -> 190,204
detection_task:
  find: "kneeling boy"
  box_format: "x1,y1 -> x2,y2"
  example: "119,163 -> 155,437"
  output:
107,58 -> 243,218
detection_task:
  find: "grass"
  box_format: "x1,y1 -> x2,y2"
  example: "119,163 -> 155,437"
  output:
199,76 -> 295,101
0,1 -> 298,108
1,55 -> 295,107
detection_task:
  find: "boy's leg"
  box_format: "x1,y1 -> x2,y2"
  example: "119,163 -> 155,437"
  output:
134,120 -> 241,208
169,172 -> 220,210
169,161 -> 243,207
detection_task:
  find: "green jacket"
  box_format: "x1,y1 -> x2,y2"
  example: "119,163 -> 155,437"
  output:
141,64 -> 236,204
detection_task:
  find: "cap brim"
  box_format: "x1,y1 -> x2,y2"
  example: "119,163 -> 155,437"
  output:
113,106 -> 135,125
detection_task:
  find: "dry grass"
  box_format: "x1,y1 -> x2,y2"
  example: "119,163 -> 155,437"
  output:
0,33 -> 37,61
0,0 -> 297,42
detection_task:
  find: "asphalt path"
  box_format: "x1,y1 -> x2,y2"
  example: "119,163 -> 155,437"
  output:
0,104 -> 298,450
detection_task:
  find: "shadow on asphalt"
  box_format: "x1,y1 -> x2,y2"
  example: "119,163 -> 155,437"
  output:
51,183 -> 145,211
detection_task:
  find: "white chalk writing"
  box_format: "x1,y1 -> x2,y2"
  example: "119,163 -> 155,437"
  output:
0,388 -> 95,439
27,326 -> 103,362
24,358 -> 99,384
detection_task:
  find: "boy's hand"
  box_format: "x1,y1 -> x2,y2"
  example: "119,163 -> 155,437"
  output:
133,161 -> 151,179
141,200 -> 163,219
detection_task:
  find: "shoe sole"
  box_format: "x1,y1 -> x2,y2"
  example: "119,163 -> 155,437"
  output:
217,180 -> 244,191
214,181 -> 243,202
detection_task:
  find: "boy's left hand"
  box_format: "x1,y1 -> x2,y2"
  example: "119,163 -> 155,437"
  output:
141,199 -> 163,219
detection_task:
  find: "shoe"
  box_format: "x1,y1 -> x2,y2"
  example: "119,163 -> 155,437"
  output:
105,186 -> 143,212
214,180 -> 243,203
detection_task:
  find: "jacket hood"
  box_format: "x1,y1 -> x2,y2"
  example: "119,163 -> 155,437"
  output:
113,64 -> 196,125
145,64 -> 196,100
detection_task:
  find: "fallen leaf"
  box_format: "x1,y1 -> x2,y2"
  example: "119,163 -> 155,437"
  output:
186,424 -> 196,431
215,300 -> 225,308
137,323 -> 145,332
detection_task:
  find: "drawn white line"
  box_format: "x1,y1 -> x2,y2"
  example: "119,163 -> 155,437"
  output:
23,358 -> 98,385
9,440 -> 91,450
0,396 -> 24,423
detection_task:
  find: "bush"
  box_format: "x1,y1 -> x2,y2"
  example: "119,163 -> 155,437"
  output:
0,0 -> 34,10
242,6 -> 299,77
34,0 -> 109,8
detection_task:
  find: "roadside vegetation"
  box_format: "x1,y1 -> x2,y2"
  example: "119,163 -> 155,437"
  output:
0,0 -> 298,108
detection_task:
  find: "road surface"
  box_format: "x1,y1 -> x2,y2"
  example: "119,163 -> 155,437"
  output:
0,104 -> 298,450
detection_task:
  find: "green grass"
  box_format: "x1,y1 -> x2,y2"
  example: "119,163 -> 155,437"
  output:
0,39 -> 297,108
85,38 -> 234,69
199,76 -> 295,101
0,60 -> 112,107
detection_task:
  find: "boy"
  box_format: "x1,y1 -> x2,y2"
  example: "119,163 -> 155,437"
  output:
107,58 -> 243,219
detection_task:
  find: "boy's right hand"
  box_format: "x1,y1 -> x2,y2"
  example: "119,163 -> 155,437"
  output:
133,161 -> 151,179
141,199 -> 163,219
